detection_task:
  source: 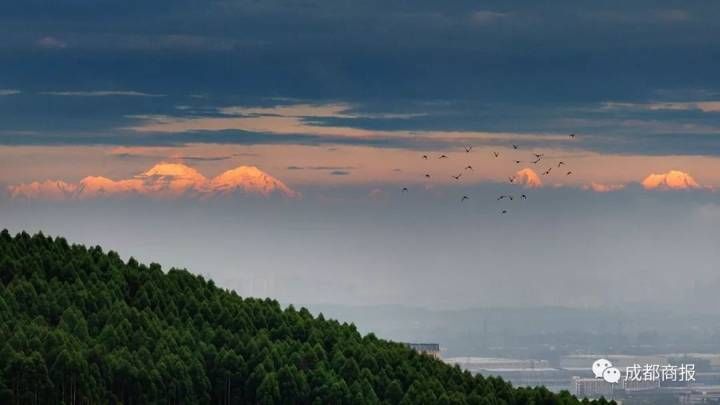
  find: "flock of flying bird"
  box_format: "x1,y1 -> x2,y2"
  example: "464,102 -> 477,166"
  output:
401,133 -> 577,214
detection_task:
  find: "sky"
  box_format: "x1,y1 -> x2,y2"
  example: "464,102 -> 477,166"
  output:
2,0 -> 720,311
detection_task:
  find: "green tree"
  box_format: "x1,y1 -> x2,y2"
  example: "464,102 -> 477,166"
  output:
257,372 -> 281,405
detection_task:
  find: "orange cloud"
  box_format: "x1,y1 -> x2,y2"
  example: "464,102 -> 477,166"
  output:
124,102 -> 569,146
605,101 -> 720,113
515,168 -> 543,188
641,170 -> 700,190
8,162 -> 298,200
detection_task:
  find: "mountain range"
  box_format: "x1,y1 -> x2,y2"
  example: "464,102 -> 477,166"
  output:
7,163 -> 299,200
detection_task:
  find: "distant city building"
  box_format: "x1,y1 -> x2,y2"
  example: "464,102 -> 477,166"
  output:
623,378 -> 660,392
445,357 -> 569,391
667,353 -> 720,369
445,357 -> 550,371
678,386 -> 720,404
405,343 -> 441,358
573,377 -> 614,399
561,354 -> 669,370
449,352 -> 720,402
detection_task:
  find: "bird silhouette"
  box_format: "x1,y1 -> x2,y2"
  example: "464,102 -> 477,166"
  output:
569,133 -> 576,139
532,157 -> 542,164
557,161 -> 566,167
514,160 -> 522,164
439,155 -> 448,159
402,187 -> 408,192
521,194 -> 527,200
465,146 -> 473,153
422,155 -> 429,160
493,152 -> 500,158
512,144 -> 519,150
566,171 -> 573,176
465,165 -> 473,171
501,209 -> 508,214
425,174 -> 431,178
497,195 -> 508,200
461,195 -> 470,202
533,153 -> 544,159
509,176 -> 516,184
451,173 -> 462,180
543,168 -> 552,175
508,195 -> 514,201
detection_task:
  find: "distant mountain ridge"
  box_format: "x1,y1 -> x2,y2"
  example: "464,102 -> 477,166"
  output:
7,162 -> 299,200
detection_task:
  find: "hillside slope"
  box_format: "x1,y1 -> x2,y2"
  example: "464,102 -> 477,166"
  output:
0,230 -> 611,404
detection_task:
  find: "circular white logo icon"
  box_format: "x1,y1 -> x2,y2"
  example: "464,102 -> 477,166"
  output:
603,367 -> 621,384
592,358 -> 613,379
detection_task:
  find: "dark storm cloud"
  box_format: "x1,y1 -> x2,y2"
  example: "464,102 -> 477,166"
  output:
0,128 -> 417,148
179,155 -> 233,161
2,0 -> 720,100
3,95 -> 720,155
1,0 -> 720,155
111,152 -> 233,161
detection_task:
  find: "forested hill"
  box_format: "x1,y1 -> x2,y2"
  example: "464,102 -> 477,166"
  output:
0,230 -> 612,405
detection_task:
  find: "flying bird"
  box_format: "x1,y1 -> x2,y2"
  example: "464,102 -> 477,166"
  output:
461,195 -> 470,202
465,165 -> 473,171
532,157 -> 542,164
514,160 -> 522,164
451,173 -> 462,180
425,174 -> 431,178
512,144 -> 519,150
533,153 -> 544,159
422,155 -> 429,160
509,176 -> 516,184
521,194 -> 527,200
439,154 -> 448,159
569,133 -> 576,139
493,152 -> 500,158
501,209 -> 508,214
557,161 -> 566,167
566,171 -> 573,176
402,187 -> 408,192
543,168 -> 552,175
509,195 -> 514,201
464,146 -> 473,153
